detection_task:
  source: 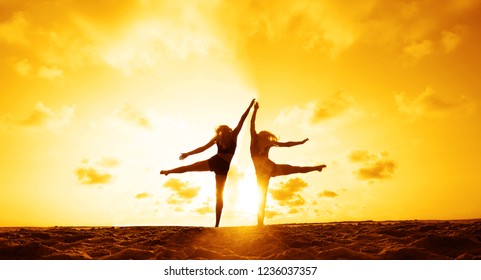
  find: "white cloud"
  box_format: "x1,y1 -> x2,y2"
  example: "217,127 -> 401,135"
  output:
100,18 -> 224,75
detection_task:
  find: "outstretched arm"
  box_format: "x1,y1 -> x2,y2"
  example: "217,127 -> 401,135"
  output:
250,101 -> 259,138
179,137 -> 216,160
275,138 -> 309,148
232,98 -> 256,137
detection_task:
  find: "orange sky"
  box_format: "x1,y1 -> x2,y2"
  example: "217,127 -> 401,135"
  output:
1,0 -> 481,226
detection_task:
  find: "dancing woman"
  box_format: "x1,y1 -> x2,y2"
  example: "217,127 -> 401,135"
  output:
250,102 -> 326,226
161,99 -> 255,227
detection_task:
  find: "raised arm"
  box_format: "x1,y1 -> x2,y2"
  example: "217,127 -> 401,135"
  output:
250,101 -> 259,138
275,138 -> 309,148
232,98 -> 256,137
179,137 -> 216,160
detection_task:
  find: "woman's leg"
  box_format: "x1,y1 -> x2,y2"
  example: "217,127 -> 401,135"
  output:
256,175 -> 270,226
160,160 -> 210,175
273,164 -> 326,177
215,174 -> 227,227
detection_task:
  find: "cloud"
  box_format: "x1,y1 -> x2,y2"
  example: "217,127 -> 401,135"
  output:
163,178 -> 200,205
275,91 -> 356,127
349,150 -> 397,180
13,59 -> 66,80
100,16 -> 224,75
358,2 -> 475,61
2,0 -> 477,81
356,160 -> 397,180
194,205 -> 214,215
5,102 -> 75,131
98,157 -> 120,168
403,39 -> 433,60
74,156 -> 119,185
0,12 -> 29,45
218,1 -> 374,58
265,209 -> 283,219
317,190 -> 339,198
216,0 -> 479,64
2,0 -> 478,75
81,157 -> 120,167
1,2 -> 201,76
14,59 -> 33,76
288,208 -> 300,214
135,192 -> 152,199
75,167 -> 112,185
440,29 -> 462,53
284,195 -> 306,207
448,0 -> 481,12
0,4 -> 98,73
395,87 -> 475,119
269,177 -> 308,207
348,150 -> 378,163
193,198 -> 214,215
311,91 -> 355,123
37,65 -> 64,80
402,27 -> 464,60
117,102 -> 151,128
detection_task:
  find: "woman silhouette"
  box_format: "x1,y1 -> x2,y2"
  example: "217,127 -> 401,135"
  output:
250,102 -> 326,226
161,99 -> 255,227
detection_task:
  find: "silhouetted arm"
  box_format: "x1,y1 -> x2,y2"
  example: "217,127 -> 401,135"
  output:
275,138 -> 309,148
250,102 -> 259,138
232,99 -> 256,137
179,137 -> 216,160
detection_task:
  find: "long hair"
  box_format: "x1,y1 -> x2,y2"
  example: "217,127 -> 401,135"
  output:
215,125 -> 234,150
257,130 -> 278,152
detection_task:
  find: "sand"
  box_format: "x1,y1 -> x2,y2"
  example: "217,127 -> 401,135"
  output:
1,220 -> 481,260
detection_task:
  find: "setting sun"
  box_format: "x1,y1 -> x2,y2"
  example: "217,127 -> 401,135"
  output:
234,168 -> 259,216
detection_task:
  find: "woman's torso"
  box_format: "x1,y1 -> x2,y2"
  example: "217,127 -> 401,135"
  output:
250,135 -> 275,172
250,134 -> 272,157
216,140 -> 236,162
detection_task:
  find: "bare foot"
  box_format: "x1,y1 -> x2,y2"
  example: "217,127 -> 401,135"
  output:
317,164 -> 327,172
160,170 -> 169,175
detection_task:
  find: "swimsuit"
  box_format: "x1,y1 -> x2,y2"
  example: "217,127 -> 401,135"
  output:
208,154 -> 230,175
252,157 -> 277,178
208,142 -> 236,175
217,140 -> 236,154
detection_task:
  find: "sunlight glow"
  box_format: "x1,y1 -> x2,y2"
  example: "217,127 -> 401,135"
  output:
234,168 -> 259,216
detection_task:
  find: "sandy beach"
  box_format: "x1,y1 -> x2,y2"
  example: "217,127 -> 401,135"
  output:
1,220 -> 481,260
